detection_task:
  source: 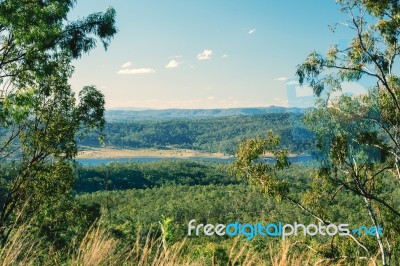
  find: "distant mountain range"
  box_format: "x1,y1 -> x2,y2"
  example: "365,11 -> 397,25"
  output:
105,106 -> 308,121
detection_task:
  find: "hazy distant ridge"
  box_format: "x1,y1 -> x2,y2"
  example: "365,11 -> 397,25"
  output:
106,106 -> 306,121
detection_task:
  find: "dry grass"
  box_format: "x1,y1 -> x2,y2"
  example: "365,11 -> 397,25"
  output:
0,224 -> 383,266
0,225 -> 40,266
71,225 -> 119,266
269,241 -> 312,266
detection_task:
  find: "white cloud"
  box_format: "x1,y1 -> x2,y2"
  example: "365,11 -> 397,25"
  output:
121,61 -> 132,68
197,49 -> 213,60
221,54 -> 229,59
274,77 -> 288,81
118,61 -> 156,75
117,68 -> 155,75
207,96 -> 216,100
248,28 -> 256,35
165,59 -> 179,69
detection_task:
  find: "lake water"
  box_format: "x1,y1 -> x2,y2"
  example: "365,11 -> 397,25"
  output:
76,155 -> 313,166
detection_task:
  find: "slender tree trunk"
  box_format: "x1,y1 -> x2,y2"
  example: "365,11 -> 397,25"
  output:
395,157 -> 400,184
363,197 -> 387,265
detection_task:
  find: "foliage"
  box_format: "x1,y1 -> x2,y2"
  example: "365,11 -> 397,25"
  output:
231,131 -> 291,200
0,0 -> 116,245
231,3 -> 400,258
232,0 -> 400,264
75,160 -> 239,193
79,184 -> 272,242
159,215 -> 175,248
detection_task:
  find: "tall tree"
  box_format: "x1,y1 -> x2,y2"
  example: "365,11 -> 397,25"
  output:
233,1 -> 400,264
296,1 -> 400,264
0,0 -> 116,244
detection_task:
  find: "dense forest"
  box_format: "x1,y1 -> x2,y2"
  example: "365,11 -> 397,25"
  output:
74,161 -> 381,264
81,113 -> 314,154
75,160 -> 239,193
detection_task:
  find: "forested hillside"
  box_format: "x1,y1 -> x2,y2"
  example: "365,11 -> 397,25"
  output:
105,106 -> 306,121
81,113 -> 313,154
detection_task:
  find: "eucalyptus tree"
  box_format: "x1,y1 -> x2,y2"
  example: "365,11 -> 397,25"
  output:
233,1 -> 400,264
296,1 -> 400,264
0,0 -> 116,244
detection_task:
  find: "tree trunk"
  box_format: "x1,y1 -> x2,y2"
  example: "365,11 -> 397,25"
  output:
363,197 -> 387,265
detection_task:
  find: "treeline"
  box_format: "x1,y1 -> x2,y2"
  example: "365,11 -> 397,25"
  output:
80,113 -> 313,154
75,160 -> 239,193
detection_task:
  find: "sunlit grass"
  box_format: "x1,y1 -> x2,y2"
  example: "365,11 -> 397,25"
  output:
0,223 -> 380,266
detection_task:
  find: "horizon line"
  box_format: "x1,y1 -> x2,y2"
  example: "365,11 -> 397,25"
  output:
105,105 -> 310,111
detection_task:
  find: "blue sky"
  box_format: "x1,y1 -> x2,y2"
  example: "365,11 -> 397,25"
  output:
69,1 -> 355,109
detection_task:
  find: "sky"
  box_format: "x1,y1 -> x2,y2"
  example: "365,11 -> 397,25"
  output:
68,1 -> 357,109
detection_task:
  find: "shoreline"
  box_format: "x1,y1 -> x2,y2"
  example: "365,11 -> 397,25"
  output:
76,147 -> 306,160
77,147 -> 232,159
